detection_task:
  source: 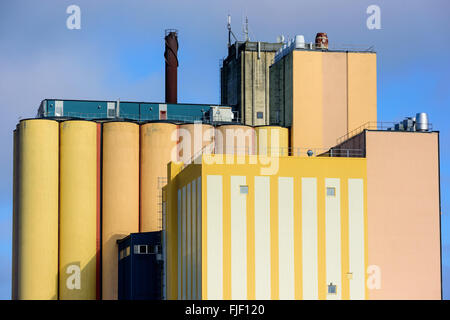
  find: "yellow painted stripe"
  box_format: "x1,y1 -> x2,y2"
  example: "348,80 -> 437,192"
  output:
348,178 -> 365,299
341,178 -> 350,300
255,176 -> 271,299
278,177 -> 295,299
294,177 -> 302,300
270,175 -> 279,300
317,177 -> 326,300
223,175 -> 231,300
247,176 -> 255,300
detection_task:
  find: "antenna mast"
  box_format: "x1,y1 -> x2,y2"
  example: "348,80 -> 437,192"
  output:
243,16 -> 249,42
227,14 -> 238,47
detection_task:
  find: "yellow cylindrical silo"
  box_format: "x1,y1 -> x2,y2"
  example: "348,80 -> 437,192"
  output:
255,126 -> 289,156
215,124 -> 256,155
140,121 -> 178,232
12,128 -> 19,300
59,121 -> 98,300
102,121 -> 139,300
17,119 -> 59,300
178,123 -> 214,163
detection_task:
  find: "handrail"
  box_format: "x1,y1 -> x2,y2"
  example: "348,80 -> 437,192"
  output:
336,121 -> 434,145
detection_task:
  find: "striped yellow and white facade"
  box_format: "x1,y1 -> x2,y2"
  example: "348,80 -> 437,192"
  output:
165,155 -> 368,300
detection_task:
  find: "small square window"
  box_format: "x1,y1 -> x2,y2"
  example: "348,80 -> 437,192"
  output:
240,185 -> 249,194
134,245 -> 148,254
328,283 -> 337,295
326,187 -> 336,197
125,246 -> 130,257
256,112 -> 264,119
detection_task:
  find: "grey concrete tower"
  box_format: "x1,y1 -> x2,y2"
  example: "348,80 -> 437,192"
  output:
220,41 -> 282,126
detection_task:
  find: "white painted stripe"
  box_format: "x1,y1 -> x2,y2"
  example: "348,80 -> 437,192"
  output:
187,183 -> 191,300
182,186 -> 187,300
325,178 -> 341,300
231,176 -> 247,299
302,178 -> 318,300
254,176 -> 271,299
278,177 -> 295,300
206,175 -> 223,299
348,179 -> 365,300
192,179 -> 197,300
177,189 -> 182,300
197,177 -> 202,299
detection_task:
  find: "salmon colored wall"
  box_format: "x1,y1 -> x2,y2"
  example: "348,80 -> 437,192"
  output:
366,131 -> 441,299
322,52 -> 348,149
347,53 -> 377,132
291,51 -> 376,151
292,51 -> 323,150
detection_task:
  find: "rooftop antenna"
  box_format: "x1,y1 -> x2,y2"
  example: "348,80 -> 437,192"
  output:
227,14 -> 238,47
243,16 -> 249,42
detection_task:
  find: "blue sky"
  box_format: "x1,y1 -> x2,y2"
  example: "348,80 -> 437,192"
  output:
0,0 -> 449,299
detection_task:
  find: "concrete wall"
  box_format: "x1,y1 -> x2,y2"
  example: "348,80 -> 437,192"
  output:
366,131 -> 441,299
242,50 -> 275,126
221,43 -> 277,126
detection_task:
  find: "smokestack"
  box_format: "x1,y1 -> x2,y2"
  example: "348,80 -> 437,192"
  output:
164,29 -> 178,104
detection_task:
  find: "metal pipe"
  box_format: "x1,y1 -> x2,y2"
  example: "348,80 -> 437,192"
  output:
164,30 -> 178,104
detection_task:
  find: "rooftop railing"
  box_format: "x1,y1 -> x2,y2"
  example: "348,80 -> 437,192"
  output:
42,111 -> 241,124
181,145 -> 364,168
336,121 -> 434,145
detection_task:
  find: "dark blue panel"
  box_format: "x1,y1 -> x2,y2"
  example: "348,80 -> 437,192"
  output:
117,232 -> 162,300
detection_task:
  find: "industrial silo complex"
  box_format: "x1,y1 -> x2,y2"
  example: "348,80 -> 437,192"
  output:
11,27 -> 442,300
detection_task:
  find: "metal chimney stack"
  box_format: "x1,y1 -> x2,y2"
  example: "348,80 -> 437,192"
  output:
164,29 -> 178,104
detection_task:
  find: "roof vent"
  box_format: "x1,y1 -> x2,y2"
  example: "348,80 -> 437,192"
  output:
415,113 -> 429,132
315,32 -> 328,50
295,35 -> 305,49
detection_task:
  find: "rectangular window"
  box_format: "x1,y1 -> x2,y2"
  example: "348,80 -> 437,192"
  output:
256,112 -> 264,119
326,187 -> 336,197
240,185 -> 249,194
107,102 -> 115,118
55,100 -> 64,117
134,244 -> 148,254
